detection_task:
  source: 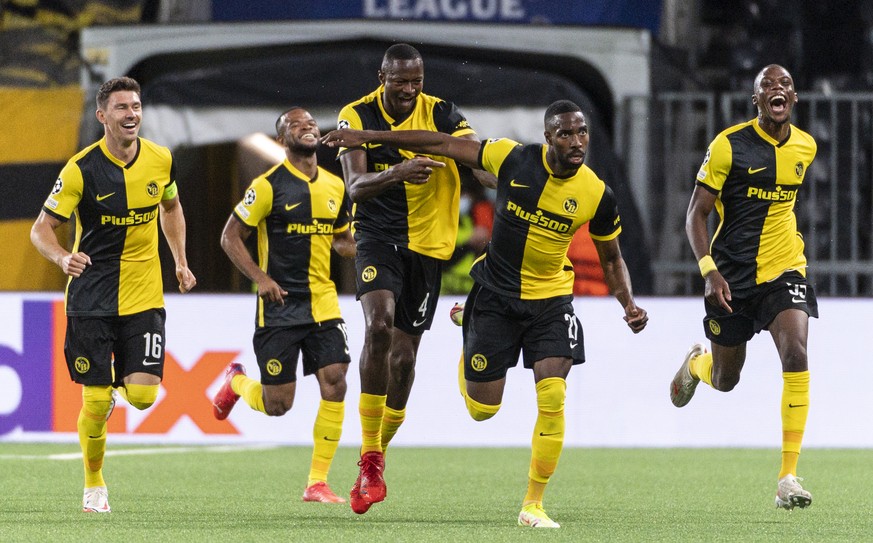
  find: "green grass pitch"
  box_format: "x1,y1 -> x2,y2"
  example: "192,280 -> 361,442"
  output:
1,444 -> 871,542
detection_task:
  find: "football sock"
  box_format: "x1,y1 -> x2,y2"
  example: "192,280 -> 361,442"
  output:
232,374 -> 266,414
79,385 -> 113,488
308,400 -> 344,486
457,352 -> 466,397
359,393 -> 386,454
464,394 -> 500,421
779,370 -> 810,478
380,406 -> 405,450
689,351 -> 714,386
118,383 -> 158,410
524,377 -> 566,506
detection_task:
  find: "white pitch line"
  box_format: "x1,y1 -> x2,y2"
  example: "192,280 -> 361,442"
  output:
0,443 -> 280,461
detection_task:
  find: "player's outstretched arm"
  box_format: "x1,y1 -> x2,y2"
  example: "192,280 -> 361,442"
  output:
159,196 -> 196,293
593,237 -> 648,333
322,129 -> 481,169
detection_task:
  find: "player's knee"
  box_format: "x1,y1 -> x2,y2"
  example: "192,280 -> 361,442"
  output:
711,373 -> 740,392
536,377 -> 567,412
264,396 -> 292,417
465,395 -> 500,421
82,385 -> 114,417
124,383 -> 159,410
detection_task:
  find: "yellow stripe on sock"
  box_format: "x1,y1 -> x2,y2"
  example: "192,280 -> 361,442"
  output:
359,393 -> 386,454
381,406 -> 406,450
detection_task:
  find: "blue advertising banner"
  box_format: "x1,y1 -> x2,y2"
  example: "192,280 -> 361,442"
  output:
211,0 -> 661,33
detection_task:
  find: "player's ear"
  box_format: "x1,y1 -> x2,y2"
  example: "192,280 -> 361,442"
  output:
377,70 -> 386,85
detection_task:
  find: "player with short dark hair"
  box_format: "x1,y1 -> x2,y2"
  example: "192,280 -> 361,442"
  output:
669,64 -> 818,510
334,43 -> 495,514
322,99 -> 648,528
31,76 -> 196,513
212,107 -> 356,504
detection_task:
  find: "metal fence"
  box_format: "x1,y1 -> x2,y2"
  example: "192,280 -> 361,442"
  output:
641,91 -> 873,296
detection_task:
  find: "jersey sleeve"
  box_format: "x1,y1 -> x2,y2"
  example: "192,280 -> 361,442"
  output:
588,184 -> 622,241
233,176 -> 273,228
162,156 -> 178,200
479,138 -> 521,177
695,134 -> 732,193
333,189 -> 352,233
432,100 -> 476,137
42,161 -> 83,221
336,104 -> 364,156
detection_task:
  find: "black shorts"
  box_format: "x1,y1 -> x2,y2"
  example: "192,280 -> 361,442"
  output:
253,319 -> 351,385
64,308 -> 166,386
354,239 -> 443,335
704,271 -> 819,346
461,283 -> 585,383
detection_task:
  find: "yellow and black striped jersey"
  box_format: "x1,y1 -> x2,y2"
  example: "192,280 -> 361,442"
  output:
472,138 -> 621,300
233,159 -> 351,327
43,137 -> 177,316
696,119 -> 817,290
337,86 -> 476,260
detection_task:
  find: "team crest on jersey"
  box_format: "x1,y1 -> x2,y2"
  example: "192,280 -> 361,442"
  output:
51,177 -> 63,194
708,319 -> 721,336
243,188 -> 257,206
795,161 -> 804,178
361,266 -> 377,282
327,198 -> 337,213
337,119 -> 350,130
471,354 -> 488,372
74,357 -> 90,374
563,197 -> 578,214
266,359 -> 282,376
146,181 -> 160,198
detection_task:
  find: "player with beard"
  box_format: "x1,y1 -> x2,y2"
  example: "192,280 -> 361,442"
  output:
669,64 -> 818,510
213,107 -> 356,504
322,100 -> 648,528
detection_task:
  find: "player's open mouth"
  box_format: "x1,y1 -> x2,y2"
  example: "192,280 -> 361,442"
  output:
769,95 -> 787,114
122,122 -> 137,130
300,133 -> 317,141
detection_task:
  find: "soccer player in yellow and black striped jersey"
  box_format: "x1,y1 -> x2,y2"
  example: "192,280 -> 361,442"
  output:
212,107 -> 356,505
322,100 -> 649,528
30,77 -> 196,513
334,43 -> 495,514
669,64 -> 818,511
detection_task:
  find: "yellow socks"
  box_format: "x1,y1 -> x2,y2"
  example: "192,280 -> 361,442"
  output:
690,351 -> 714,386
79,385 -> 113,488
780,370 -> 810,478
308,400 -> 344,485
233,374 -> 266,414
524,377 -> 566,506
381,406 -> 405,450
465,394 -> 500,421
116,383 -> 158,410
359,393 -> 386,454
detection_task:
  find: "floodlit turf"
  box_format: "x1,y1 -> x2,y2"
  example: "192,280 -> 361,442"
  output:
1,444 -> 871,542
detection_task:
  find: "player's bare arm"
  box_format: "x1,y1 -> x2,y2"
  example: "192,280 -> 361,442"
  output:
686,185 -> 732,312
331,228 -> 357,258
593,237 -> 648,333
324,128 -> 480,170
220,215 -> 287,305
337,147 -> 446,202
159,195 -> 197,293
30,210 -> 91,277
